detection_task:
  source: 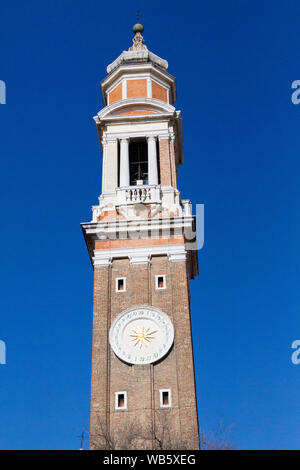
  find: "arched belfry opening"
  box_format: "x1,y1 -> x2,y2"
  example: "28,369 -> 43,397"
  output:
129,139 -> 148,185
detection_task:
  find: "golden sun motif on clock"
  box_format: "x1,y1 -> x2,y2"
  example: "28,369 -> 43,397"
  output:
130,326 -> 158,349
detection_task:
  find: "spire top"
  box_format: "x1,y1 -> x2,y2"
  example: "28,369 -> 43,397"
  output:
130,12 -> 147,51
136,9 -> 142,24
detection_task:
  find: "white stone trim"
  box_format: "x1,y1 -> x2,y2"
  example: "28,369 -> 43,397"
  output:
168,252 -> 186,262
104,62 -> 170,84
119,138 -> 130,187
122,79 -> 126,99
129,253 -> 151,265
97,185 -> 184,216
147,136 -> 158,185
102,136 -> 118,144
102,138 -> 118,192
85,215 -> 195,242
97,114 -> 174,126
115,277 -> 126,292
111,73 -> 170,98
147,77 -> 152,98
155,274 -> 166,290
115,391 -> 127,410
109,130 -> 170,140
116,184 -> 161,205
125,74 -> 148,82
160,389 -> 172,408
106,51 -> 169,74
86,214 -> 193,230
182,199 -> 192,216
93,255 -> 112,267
109,72 -> 171,93
100,130 -> 172,146
93,244 -> 187,266
158,133 -> 170,141
97,97 -> 175,119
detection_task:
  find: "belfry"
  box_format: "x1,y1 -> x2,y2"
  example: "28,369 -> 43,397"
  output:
82,22 -> 200,450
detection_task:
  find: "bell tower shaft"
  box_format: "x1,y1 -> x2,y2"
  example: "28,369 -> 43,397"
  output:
82,23 -> 200,450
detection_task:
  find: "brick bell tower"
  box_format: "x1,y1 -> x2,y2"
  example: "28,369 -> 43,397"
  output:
82,22 -> 199,450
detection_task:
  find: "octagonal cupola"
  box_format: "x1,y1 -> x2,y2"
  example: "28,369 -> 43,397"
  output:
100,24 -> 177,108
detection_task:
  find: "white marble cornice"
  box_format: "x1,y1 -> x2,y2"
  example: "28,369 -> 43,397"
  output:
93,244 -> 187,266
97,97 -> 175,120
101,129 -> 172,141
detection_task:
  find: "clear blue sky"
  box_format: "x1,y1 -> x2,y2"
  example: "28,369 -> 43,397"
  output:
0,0 -> 299,450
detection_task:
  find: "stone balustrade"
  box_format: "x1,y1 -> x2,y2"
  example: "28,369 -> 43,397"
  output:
116,185 -> 161,205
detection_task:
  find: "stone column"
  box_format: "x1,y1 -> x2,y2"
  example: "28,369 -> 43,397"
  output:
102,138 -> 118,193
147,136 -> 158,185
120,138 -> 130,187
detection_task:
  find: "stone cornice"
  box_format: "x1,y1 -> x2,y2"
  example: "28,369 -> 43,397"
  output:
106,50 -> 169,74
100,129 -> 171,143
93,244 -> 187,266
94,113 -> 174,127
96,97 -> 175,120
81,215 -> 199,279
81,215 -> 196,236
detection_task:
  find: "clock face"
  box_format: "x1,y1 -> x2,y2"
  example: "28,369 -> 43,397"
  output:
109,306 -> 174,365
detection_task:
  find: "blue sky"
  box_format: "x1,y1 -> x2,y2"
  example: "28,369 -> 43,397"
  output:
0,0 -> 300,450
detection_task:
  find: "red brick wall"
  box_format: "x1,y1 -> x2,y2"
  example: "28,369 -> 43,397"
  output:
90,255 -> 199,449
126,79 -> 147,99
159,139 -> 172,186
108,82 -> 122,104
151,80 -> 168,103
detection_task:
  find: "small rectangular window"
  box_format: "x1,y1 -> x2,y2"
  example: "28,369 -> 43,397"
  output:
115,391 -> 127,410
118,394 -> 125,407
160,389 -> 172,408
155,275 -> 166,290
116,277 -> 126,292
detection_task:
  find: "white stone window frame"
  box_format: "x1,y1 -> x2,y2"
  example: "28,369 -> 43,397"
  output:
160,389 -> 172,408
155,274 -> 166,290
116,277 -> 126,293
115,391 -> 127,410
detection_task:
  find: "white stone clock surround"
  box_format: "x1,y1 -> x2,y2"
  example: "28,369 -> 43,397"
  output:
109,305 -> 174,365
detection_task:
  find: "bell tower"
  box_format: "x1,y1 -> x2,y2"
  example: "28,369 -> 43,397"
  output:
82,22 -> 200,450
